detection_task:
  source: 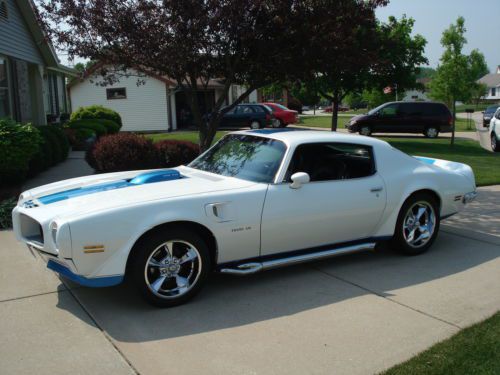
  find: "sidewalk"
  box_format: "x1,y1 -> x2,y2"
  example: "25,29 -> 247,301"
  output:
23,151 -> 94,190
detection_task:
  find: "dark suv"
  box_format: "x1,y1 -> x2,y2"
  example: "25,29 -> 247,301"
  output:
346,102 -> 453,138
219,104 -> 277,129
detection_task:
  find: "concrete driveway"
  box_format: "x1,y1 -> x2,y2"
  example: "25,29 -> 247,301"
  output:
1,187 -> 499,375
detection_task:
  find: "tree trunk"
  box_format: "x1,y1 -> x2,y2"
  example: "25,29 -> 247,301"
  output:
331,94 -> 340,132
451,99 -> 456,146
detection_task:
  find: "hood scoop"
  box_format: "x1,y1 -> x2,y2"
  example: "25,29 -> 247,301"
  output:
130,170 -> 181,184
38,170 -> 182,205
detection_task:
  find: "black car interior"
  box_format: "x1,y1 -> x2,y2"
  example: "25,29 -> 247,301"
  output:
285,143 -> 375,182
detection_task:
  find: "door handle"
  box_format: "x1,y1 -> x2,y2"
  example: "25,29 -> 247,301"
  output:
370,186 -> 383,192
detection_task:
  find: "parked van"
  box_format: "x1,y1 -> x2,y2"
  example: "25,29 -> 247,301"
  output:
346,102 -> 453,138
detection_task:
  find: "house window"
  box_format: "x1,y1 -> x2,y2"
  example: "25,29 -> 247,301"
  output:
0,56 -> 11,118
0,1 -> 8,20
492,88 -> 497,97
106,88 -> 126,100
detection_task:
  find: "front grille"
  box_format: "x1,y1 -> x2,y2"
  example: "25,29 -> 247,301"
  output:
20,214 -> 44,246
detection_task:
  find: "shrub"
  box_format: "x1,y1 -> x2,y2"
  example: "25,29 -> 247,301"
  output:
155,140 -> 199,167
95,119 -> 120,134
87,133 -> 158,172
28,133 -> 53,176
68,119 -> 108,137
71,105 -> 122,128
59,113 -> 70,124
0,197 -> 16,229
38,127 -> 62,166
0,119 -> 41,185
28,125 -> 70,176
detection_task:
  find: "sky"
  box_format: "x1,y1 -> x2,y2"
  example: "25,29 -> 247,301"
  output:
376,0 -> 500,72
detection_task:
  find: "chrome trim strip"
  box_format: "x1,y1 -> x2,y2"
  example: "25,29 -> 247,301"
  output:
220,243 -> 376,275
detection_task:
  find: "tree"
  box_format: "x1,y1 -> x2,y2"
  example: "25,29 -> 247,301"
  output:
39,0 -> 298,151
428,17 -> 488,144
298,11 -> 426,131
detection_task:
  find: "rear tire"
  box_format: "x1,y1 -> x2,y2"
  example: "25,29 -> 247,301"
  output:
278,119 -> 287,128
492,134 -> 499,152
390,192 -> 440,255
424,127 -> 439,138
130,228 -> 211,307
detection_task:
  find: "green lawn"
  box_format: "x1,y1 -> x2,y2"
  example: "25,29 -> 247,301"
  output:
300,115 -> 475,132
145,131 -> 228,144
382,311 -> 500,375
385,137 -> 500,186
299,115 -> 353,129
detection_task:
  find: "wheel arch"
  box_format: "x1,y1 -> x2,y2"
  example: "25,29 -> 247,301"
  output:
125,220 -> 219,277
402,188 -> 442,214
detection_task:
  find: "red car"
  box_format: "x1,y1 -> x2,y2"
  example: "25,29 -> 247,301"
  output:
262,102 -> 298,127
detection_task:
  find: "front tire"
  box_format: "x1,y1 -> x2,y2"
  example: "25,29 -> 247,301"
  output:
131,228 -> 211,307
359,125 -> 372,136
424,126 -> 439,138
492,133 -> 499,152
390,193 -> 440,255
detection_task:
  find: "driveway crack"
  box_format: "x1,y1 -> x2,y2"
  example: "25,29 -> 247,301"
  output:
61,281 -> 141,375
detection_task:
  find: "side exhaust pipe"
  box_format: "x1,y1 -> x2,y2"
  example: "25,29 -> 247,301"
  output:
220,242 -> 376,275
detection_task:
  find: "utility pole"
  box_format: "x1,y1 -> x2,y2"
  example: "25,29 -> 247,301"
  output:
395,83 -> 398,101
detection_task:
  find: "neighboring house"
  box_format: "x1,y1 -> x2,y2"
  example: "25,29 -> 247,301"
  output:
477,66 -> 500,101
69,65 -> 258,132
402,77 -> 430,102
0,0 -> 75,124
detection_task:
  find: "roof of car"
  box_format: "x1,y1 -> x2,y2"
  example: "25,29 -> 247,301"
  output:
232,129 -> 389,148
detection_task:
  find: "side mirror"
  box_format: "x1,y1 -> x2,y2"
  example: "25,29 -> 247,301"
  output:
290,172 -> 310,189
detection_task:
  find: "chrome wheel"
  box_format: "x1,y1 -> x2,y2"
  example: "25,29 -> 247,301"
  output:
144,240 -> 202,299
403,202 -> 436,248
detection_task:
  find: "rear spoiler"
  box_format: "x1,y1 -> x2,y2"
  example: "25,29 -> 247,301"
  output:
414,156 -> 476,188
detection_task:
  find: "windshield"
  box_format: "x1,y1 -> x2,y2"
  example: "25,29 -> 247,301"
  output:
188,134 -> 287,183
367,103 -> 389,115
485,106 -> 499,114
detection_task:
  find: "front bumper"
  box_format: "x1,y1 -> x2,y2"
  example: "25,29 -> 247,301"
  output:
47,259 -> 123,287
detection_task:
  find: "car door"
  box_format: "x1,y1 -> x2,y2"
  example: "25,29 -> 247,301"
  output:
220,106 -> 237,127
236,105 -> 255,127
260,142 -> 387,256
372,103 -> 400,133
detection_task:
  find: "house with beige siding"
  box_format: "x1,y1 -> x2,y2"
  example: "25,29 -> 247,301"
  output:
0,0 -> 75,124
69,66 -> 258,132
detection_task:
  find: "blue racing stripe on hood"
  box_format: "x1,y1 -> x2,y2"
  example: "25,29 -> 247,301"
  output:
38,170 -> 181,205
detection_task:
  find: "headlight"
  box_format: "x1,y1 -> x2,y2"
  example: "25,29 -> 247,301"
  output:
50,221 -> 58,244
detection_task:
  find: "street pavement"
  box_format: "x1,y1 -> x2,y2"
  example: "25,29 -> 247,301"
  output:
1,149 -> 499,375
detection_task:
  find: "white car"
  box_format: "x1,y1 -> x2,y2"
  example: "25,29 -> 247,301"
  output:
12,130 -> 477,307
489,107 -> 500,152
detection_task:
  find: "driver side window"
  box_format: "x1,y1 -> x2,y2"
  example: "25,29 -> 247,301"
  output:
285,143 -> 376,182
379,104 -> 398,117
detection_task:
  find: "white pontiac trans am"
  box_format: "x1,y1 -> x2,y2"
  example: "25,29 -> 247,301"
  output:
13,130 -> 477,307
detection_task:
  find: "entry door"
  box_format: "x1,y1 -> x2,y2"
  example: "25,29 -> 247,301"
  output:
260,143 -> 387,256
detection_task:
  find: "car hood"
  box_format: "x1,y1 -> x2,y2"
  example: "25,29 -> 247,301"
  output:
351,114 -> 369,122
18,166 -> 257,220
